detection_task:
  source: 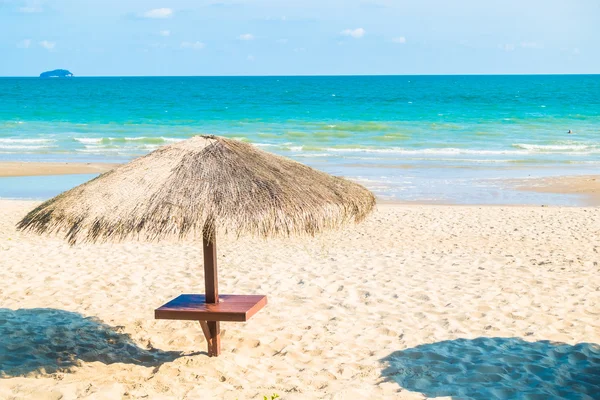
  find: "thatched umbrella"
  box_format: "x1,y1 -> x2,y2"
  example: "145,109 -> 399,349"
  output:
17,135 -> 375,356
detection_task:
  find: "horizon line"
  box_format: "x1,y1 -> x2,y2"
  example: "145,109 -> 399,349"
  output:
1,73 -> 599,78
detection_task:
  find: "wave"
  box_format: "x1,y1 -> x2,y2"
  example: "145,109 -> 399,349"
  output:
371,133 -> 410,141
74,138 -> 103,144
288,146 -> 526,156
512,143 -> 600,152
74,137 -> 184,145
272,144 -> 600,156
0,138 -> 54,144
0,144 -> 54,150
2,134 -> 599,161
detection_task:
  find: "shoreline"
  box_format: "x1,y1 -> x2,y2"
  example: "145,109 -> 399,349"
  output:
0,161 -> 118,177
510,175 -> 600,206
1,161 -> 599,207
3,198 -> 598,210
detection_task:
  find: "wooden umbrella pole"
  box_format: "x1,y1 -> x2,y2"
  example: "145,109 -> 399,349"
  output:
203,225 -> 219,303
200,224 -> 221,357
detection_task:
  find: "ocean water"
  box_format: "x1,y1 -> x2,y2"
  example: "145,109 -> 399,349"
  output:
1,75 -> 599,204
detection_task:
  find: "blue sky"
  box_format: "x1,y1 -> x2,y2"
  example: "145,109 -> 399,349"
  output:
1,0 -> 599,76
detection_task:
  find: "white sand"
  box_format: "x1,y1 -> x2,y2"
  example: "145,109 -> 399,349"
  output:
0,200 -> 598,399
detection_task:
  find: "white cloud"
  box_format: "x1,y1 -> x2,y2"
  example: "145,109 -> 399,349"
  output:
341,28 -> 365,39
39,40 -> 55,50
293,47 -> 306,53
520,41 -> 542,49
18,1 -> 43,13
276,38 -> 288,44
180,41 -> 205,50
238,33 -> 254,41
247,54 -> 255,61
159,30 -> 171,37
19,5 -> 43,13
143,8 -> 173,19
573,48 -> 580,55
392,36 -> 406,44
17,39 -> 32,49
499,43 -> 515,52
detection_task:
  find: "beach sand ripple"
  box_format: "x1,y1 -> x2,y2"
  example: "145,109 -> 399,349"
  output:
0,201 -> 599,399
382,338 -> 600,399
0,308 -> 189,378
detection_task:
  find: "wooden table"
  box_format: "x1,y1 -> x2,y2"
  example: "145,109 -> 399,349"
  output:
155,294 -> 267,356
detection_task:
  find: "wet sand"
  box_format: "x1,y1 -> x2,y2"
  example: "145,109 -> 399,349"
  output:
512,175 -> 600,206
0,162 -> 117,177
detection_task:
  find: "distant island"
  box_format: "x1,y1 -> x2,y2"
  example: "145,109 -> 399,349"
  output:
39,69 -> 73,78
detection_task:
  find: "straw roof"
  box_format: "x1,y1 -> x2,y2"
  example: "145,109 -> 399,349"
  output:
17,135 -> 375,244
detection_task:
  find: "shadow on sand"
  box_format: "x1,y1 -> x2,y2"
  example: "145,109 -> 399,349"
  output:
0,308 -> 193,377
381,337 -> 600,400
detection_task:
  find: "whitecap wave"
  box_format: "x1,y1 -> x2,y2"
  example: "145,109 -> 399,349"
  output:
74,138 -> 103,144
0,138 -> 54,144
0,144 -> 54,150
512,143 -> 600,153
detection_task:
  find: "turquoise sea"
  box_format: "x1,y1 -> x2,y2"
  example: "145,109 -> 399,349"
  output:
1,75 -> 599,204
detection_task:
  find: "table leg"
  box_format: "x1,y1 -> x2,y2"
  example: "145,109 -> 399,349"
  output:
199,320 -> 221,357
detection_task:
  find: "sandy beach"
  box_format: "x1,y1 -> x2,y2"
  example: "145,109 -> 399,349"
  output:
1,199 -> 598,399
3,2 -> 600,398
0,162 -> 117,178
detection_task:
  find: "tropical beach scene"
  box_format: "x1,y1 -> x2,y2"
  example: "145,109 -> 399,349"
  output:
1,1 -> 599,399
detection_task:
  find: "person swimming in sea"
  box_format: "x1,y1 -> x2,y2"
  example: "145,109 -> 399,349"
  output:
568,129 -> 573,134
